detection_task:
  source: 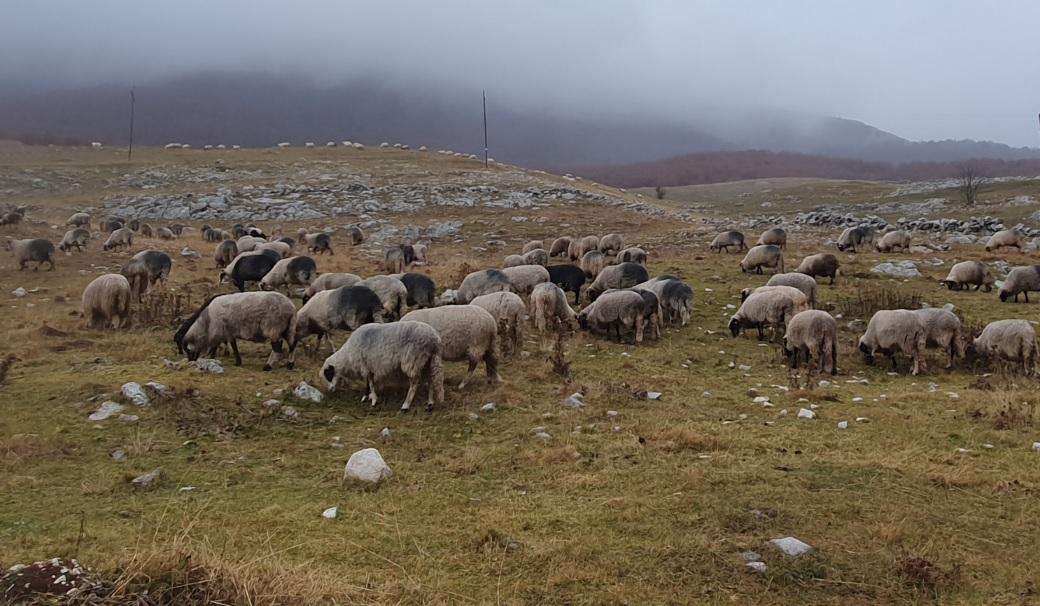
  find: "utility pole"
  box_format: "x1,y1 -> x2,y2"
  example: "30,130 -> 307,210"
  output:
482,89 -> 488,168
127,86 -> 136,162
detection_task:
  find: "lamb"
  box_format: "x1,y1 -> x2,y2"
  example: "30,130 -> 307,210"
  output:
782,310 -> 837,375
122,250 -> 172,300
616,247 -> 647,265
998,266 -> 1040,302
179,291 -> 297,370
857,310 -> 927,375
67,212 -> 91,228
236,235 -> 266,253
102,228 -> 134,252
549,236 -> 572,257
385,248 -> 406,273
764,272 -> 818,308
157,227 -> 175,240
577,289 -> 645,343
358,275 -> 408,320
259,256 -> 318,293
756,227 -> 787,249
875,230 -> 912,253
58,228 -> 90,253
297,229 -> 334,255
303,272 -> 362,302
581,250 -> 609,278
836,225 -> 876,252
709,231 -> 746,253
530,282 -> 578,344
214,240 -> 238,268
795,253 -> 840,285
729,286 -> 808,341
81,274 -> 132,330
320,321 -> 444,411
739,244 -> 784,274
635,277 -> 693,326
522,240 -> 544,254
500,264 -> 550,296
586,262 -> 649,301
522,248 -> 549,267
293,285 -> 385,352
986,229 -> 1025,252
470,291 -> 527,356
348,225 -> 364,245
256,241 -> 292,258
456,269 -> 515,304
546,264 -> 586,304
503,254 -> 525,268
400,306 -> 501,388
940,260 -> 995,292
388,272 -> 436,309
220,249 -> 280,292
970,319 -> 1039,375
912,307 -> 965,369
6,238 -> 55,270
598,233 -> 624,255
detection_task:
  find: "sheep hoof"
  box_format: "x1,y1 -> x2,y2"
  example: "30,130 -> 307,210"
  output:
262,364 -> 272,371
286,362 -> 294,370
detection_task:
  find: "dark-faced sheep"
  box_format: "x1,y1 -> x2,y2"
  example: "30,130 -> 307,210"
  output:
581,250 -> 609,279
401,306 -> 501,388
303,272 -> 362,303
389,272 -> 436,309
99,217 -> 124,233
6,238 -> 55,271
456,269 -> 515,304
546,264 -> 586,304
577,289 -> 645,343
857,309 -> 927,375
599,233 -> 624,255
739,245 -> 784,274
259,256 -> 318,293
58,228 -> 90,253
986,229 -> 1025,252
82,274 -> 132,330
220,249 -> 280,292
298,229 -> 334,255
348,225 -> 364,246
941,260 -> 995,292
470,291 -> 526,356
795,253 -> 840,285
122,250 -> 172,300
616,247 -> 647,265
729,285 -> 808,341
970,319 -> 1039,375
756,227 -> 787,249
293,285 -> 385,353
783,309 -> 837,375
139,224 -> 154,238
358,275 -> 408,320
998,266 -> 1040,302
709,231 -> 746,253
214,240 -> 238,268
836,226 -> 875,252
635,277 -> 693,326
180,291 -> 297,370
169,223 -> 186,236
913,307 -> 964,369
875,230 -> 911,253
586,262 -> 649,302
102,228 -> 133,252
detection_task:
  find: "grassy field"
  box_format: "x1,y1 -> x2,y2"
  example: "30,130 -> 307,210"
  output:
2,145 -> 1040,604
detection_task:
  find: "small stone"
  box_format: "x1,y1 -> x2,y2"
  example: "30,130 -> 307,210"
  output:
982,443 -> 994,449
144,382 -> 170,397
563,392 -> 585,409
121,382 -> 150,406
12,287 -> 27,298
88,401 -> 124,421
742,551 -> 763,562
779,409 -> 788,416
191,358 -> 224,374
769,536 -> 814,557
646,391 -> 662,400
956,447 -> 971,454
380,427 -> 392,439
262,399 -> 281,408
738,364 -> 752,372
752,396 -> 770,403
818,380 -> 832,388
533,431 -> 552,442
117,413 -> 139,422
480,402 -> 496,413
293,381 -> 323,403
797,408 -> 815,419
279,405 -> 299,419
837,421 -> 848,429
322,506 -> 338,519
746,561 -> 768,573
110,449 -> 127,461
851,397 -> 864,403
606,410 -> 619,418
131,468 -> 164,490
343,448 -> 392,484
180,247 -> 197,257
727,362 -> 735,369
856,417 -> 870,423
467,412 -> 479,421
747,388 -> 759,397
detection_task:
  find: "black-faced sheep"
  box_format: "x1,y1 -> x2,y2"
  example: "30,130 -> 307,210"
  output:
577,289 -> 645,343
99,217 -> 124,233
857,310 -> 927,375
783,310 -> 837,375
546,264 -> 586,304
875,230 -> 911,253
940,260 -> 995,292
616,247 -> 647,265
82,274 -> 132,330
122,250 -> 172,300
599,233 -> 624,255
220,249 -> 280,292
795,253 -> 840,285
298,229 -> 334,254
709,231 -> 746,253
358,275 -> 408,320
739,245 -> 784,274
756,227 -> 787,249
729,285 -> 808,341
913,307 -> 964,369
470,291 -> 526,356
986,229 -> 1025,252
102,228 -> 133,252
456,269 -> 515,304
180,291 -> 297,370
259,256 -> 318,293
401,306 -> 501,388
969,319 -> 1039,375
836,226 -> 875,252
586,262 -> 649,302
998,266 -> 1040,302
139,224 -> 154,238
293,285 -> 385,353
58,228 -> 90,253
635,277 -> 692,326
6,238 -> 55,270
389,272 -> 436,309
303,272 -> 362,303
169,223 -> 186,236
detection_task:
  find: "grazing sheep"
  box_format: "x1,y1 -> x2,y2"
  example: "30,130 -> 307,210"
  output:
128,219 -> 141,232
500,264 -> 550,296
122,250 -> 172,300
875,230 -> 912,253
389,272 -> 436,309
139,224 -> 154,238
522,248 -> 549,267
385,248 -> 406,273
549,236 -> 572,257
169,223 -> 186,236
522,240 -> 544,254
577,235 -> 600,259
986,229 -> 1025,252
503,254 -> 525,268
246,226 -> 266,238
6,238 -> 55,270
348,225 -> 364,246
756,227 -> 787,249
456,269 -> 515,304
530,282 -> 578,344
259,256 -> 318,293
577,289 -> 645,343
857,310 -> 927,375
358,275 -> 408,320
581,250 -> 609,278
220,249 -> 280,292
616,247 -> 647,265
236,235 -> 266,253
599,233 -> 624,255
913,308 -> 965,369
82,274 -> 132,330
399,244 -> 416,265
729,286 -> 808,341
836,226 -> 876,252
941,260 -> 995,292
157,227 -> 175,240
470,291 -> 527,356
795,253 -> 840,285
303,272 -> 362,302
99,217 -> 124,232
401,306 -> 501,388
970,319 -> 1039,375
709,231 -> 746,253
231,224 -> 246,239
202,226 -> 228,242
635,277 -> 693,326
276,236 -> 295,250
739,245 -> 784,274
180,291 -> 297,370
321,321 -> 444,411
546,264 -> 586,304
214,240 -> 238,268
628,288 -> 662,340
58,228 -> 90,253
586,262 -> 649,302
412,243 -> 429,265
67,212 -> 91,228
102,228 -> 134,252
293,285 -> 385,352
764,272 -> 819,308
783,310 -> 837,375
0,211 -> 22,226
256,241 -> 292,258
297,229 -> 334,255
999,266 -> 1040,302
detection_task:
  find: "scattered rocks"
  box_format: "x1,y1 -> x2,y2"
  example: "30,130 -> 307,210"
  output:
293,381 -> 323,402
746,561 -> 768,573
279,405 -> 299,419
797,408 -> 816,419
120,382 -> 150,407
191,358 -> 224,374
322,506 -> 338,520
769,536 -> 814,557
12,287 -> 27,298
343,448 -> 392,484
871,260 -> 921,278
87,401 -> 124,421
131,468 -> 164,490
532,431 -> 553,442
837,421 -> 848,429
144,381 -> 171,397
110,449 -> 127,462
563,392 -> 585,409
480,402 -> 497,413
0,558 -> 98,601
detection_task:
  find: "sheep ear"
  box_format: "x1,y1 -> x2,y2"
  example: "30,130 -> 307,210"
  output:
323,365 -> 336,383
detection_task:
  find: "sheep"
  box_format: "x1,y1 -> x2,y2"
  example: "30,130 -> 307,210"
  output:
348,225 -> 364,245
293,285 -> 385,353
276,236 -> 296,250
581,250 -> 609,278
259,256 -> 318,293
635,277 -> 693,326
795,253 -> 840,285
412,243 -> 429,264
628,288 -> 662,340
203,226 -> 230,242
320,321 -> 444,411
139,224 -> 154,238
522,248 -> 549,267
399,244 -> 416,265
456,269 -> 515,304
756,227 -> 787,249
388,272 -> 436,309
522,240 -> 544,254
127,219 -> 141,232
599,233 -> 624,255
303,272 -> 362,302
256,241 -> 292,258
99,217 -> 124,232
179,291 -> 297,370
782,310 -> 837,375
67,212 -> 91,228
102,228 -> 134,252
297,229 -> 334,255
999,266 -> 1040,302
236,235 -> 266,253
0,211 -> 22,226
739,244 -> 784,274
549,236 -> 572,257
358,275 -> 408,320
616,247 -> 647,265
764,272 -> 818,308
970,319 -> 1039,375
58,228 -> 90,253
729,286 -> 808,341
122,250 -> 172,300
546,264 -> 586,304
232,224 -> 246,239
530,282 -> 578,343
220,249 -> 280,292
836,225 -> 876,252
157,227 -> 175,240
875,230 -> 912,253
169,223 -> 186,236
586,262 -> 649,301
567,238 -> 582,261
503,254 -> 525,268
986,229 -> 1025,252
470,291 -> 526,356
940,260 -> 995,292
500,265 -> 550,296
5,238 -> 55,271
913,308 -> 965,369
400,306 -> 501,388
82,274 -> 132,330
857,310 -> 927,375
383,248 -> 405,273
214,240 -> 238,268
577,289 -> 645,343
709,230 -> 746,253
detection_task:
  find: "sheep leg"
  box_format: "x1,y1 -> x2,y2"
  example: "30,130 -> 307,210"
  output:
367,380 -> 379,408
264,340 -> 284,371
634,314 -> 644,344
756,324 -> 764,340
459,358 -> 478,389
230,339 -> 242,366
1027,292 -> 1031,303
401,379 -> 418,412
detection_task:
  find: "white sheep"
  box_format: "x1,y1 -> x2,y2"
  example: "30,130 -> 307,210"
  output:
971,319 -> 1039,375
739,244 -> 784,274
82,274 -> 132,330
530,282 -> 578,346
729,285 -> 808,341
470,291 -> 527,356
180,292 -> 297,370
858,310 -> 927,375
577,289 -> 645,343
304,272 -> 362,302
500,264 -> 550,296
401,306 -> 501,388
783,309 -> 837,375
913,307 -> 964,369
358,275 -> 408,320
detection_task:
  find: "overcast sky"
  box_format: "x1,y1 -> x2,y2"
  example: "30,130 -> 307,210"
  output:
4,0 -> 1038,146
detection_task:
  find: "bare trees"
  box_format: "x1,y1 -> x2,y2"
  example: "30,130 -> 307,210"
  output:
655,185 -> 666,200
958,165 -> 985,205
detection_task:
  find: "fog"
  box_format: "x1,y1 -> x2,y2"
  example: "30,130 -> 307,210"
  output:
3,0 -> 1039,146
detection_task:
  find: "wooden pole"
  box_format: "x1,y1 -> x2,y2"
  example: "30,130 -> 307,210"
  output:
482,89 -> 488,168
127,86 -> 136,162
